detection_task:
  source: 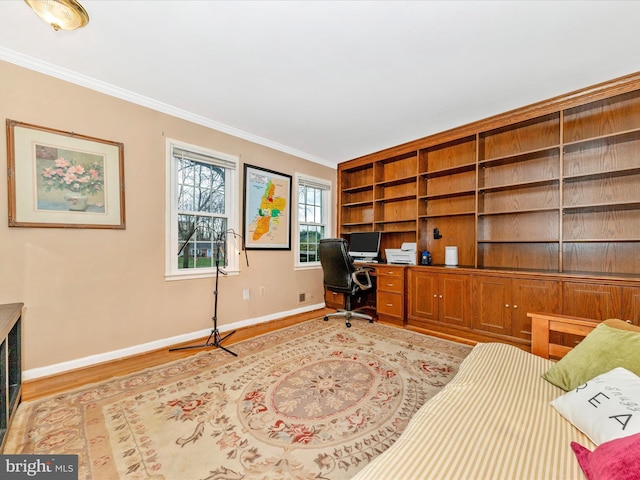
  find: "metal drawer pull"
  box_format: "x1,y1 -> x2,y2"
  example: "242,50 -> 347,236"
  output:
386,303 -> 393,307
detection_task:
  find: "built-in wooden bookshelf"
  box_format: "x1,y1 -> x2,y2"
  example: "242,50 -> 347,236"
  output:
418,136 -> 476,267
338,72 -> 640,277
561,89 -> 640,275
337,72 -> 640,347
340,151 -> 417,255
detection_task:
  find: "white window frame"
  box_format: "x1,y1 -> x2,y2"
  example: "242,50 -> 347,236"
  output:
165,138 -> 240,280
295,173 -> 332,269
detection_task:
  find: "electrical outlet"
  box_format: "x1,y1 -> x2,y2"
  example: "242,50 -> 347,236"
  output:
243,288 -> 250,300
260,286 -> 266,296
298,292 -> 306,303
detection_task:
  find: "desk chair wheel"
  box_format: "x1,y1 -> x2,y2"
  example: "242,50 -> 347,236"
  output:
346,322 -> 352,328
324,316 -> 329,322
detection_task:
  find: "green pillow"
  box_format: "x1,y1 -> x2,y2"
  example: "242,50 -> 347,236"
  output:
542,323 -> 640,391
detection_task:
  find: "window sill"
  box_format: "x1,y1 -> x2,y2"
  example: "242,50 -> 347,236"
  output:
295,263 -> 322,271
165,269 -> 240,281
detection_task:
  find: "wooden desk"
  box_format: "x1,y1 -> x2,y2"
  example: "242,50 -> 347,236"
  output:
324,264 -> 408,327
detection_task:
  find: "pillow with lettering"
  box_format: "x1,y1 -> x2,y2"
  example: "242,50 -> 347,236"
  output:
550,367 -> 640,445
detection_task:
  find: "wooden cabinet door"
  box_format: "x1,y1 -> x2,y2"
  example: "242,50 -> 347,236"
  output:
439,273 -> 470,328
510,279 -> 560,340
562,282 -> 622,320
621,286 -> 640,325
407,270 -> 438,323
474,275 -> 511,335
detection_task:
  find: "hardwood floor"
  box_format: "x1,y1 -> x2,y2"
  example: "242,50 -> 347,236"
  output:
22,308 -> 333,402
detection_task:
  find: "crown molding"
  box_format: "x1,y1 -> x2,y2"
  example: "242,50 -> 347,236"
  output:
0,47 -> 335,169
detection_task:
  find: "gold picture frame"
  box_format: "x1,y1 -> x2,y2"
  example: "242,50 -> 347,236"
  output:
6,120 -> 125,229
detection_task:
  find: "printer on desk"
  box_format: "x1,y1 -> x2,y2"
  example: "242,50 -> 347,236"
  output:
385,242 -> 417,265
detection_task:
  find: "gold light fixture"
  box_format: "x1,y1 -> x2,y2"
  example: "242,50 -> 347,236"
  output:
24,0 -> 89,31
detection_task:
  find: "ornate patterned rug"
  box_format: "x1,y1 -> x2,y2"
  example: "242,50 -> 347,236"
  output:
6,318 -> 472,480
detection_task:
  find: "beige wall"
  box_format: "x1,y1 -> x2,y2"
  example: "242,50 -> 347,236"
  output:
0,61 -> 335,374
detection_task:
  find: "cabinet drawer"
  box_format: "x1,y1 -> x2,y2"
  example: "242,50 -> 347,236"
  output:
377,291 -> 403,317
377,275 -> 404,293
375,266 -> 404,278
324,290 -> 344,308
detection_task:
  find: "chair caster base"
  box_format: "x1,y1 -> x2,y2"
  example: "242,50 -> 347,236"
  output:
322,310 -> 372,328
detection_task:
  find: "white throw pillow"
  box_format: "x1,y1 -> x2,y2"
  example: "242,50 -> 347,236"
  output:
550,367 -> 640,445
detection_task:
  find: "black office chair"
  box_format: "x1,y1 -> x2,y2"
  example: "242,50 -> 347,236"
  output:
319,238 -> 374,328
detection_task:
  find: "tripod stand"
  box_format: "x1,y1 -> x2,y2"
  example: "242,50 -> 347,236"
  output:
170,228 -> 243,357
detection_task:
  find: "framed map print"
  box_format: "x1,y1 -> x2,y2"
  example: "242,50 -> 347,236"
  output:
243,164 -> 291,250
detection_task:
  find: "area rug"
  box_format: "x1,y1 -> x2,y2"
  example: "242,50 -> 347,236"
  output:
5,318 -> 472,480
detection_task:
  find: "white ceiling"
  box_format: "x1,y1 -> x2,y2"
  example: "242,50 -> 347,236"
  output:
2,1 -> 640,168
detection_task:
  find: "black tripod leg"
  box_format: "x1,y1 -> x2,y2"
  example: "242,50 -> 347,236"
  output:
168,329 -> 216,352
169,329 -> 237,354
213,329 -> 237,356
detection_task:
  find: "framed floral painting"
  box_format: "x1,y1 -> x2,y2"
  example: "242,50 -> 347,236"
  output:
6,120 -> 125,229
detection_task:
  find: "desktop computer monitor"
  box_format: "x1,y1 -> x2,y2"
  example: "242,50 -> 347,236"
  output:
348,232 -> 381,261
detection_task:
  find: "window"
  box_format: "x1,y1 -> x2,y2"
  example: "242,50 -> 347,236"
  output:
296,174 -> 331,267
166,139 -> 239,279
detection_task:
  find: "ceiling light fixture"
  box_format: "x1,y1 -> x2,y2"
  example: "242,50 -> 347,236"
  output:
24,0 -> 89,31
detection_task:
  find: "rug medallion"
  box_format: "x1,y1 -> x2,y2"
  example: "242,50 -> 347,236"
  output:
5,318 -> 471,480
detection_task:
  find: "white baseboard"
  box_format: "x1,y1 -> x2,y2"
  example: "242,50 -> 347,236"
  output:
23,303 -> 325,381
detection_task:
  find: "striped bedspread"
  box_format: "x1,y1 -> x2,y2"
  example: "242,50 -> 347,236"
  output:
353,342 -> 594,480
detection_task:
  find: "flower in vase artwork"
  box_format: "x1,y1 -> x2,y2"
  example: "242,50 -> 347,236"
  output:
36,144 -> 106,213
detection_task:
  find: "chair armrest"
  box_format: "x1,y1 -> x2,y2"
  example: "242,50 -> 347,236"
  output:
352,268 -> 372,290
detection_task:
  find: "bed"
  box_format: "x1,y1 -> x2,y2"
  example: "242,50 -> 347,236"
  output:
352,312 -> 640,480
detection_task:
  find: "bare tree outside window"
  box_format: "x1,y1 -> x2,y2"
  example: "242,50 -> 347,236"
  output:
177,157 -> 228,269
